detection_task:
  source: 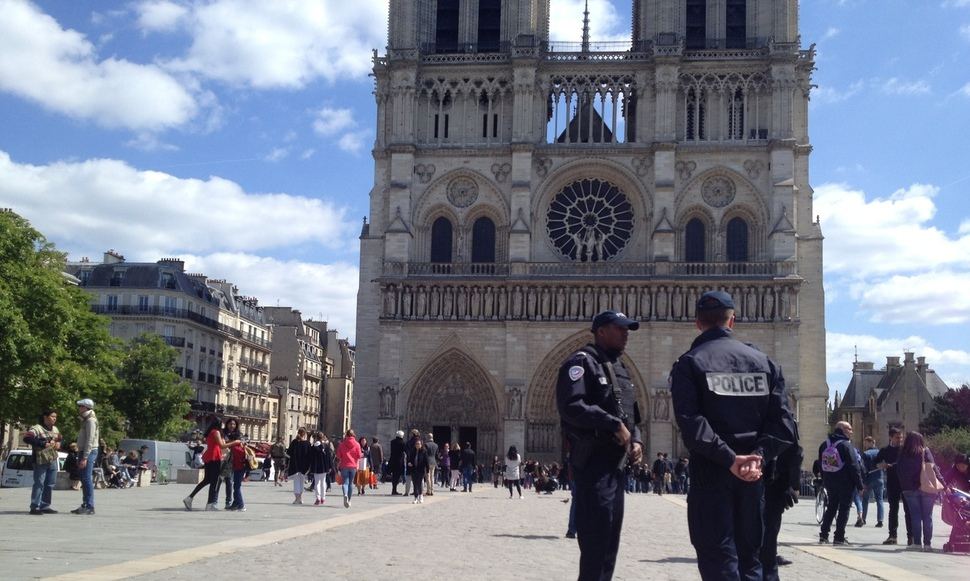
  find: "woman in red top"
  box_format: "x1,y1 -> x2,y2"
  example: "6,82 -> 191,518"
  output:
335,429 -> 363,508
183,416 -> 242,511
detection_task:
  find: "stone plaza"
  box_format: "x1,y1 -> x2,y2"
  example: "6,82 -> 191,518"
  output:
0,480 -> 963,580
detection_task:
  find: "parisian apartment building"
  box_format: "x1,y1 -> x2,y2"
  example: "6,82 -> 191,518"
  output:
262,307 -> 325,443
69,252 -> 277,441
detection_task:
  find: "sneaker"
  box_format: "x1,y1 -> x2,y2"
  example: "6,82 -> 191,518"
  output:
347,499 -> 351,508
419,495 -> 424,504
343,496 -> 349,508
882,536 -> 897,545
776,556 -> 793,567
224,503 -> 233,510
314,499 -> 320,506
922,545 -> 933,553
29,508 -> 44,515
183,496 -> 193,511
875,521 -> 883,528
71,505 -> 87,514
81,506 -> 95,515
818,534 -> 829,544
40,508 -> 58,514
204,503 -> 218,511
906,544 -> 922,551
236,507 -> 247,512
833,538 -> 851,546
292,499 -> 301,505
412,498 -> 419,504
854,517 -> 864,528
320,498 -> 326,504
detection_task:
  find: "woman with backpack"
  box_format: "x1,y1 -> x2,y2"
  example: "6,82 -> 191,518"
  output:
896,431 -> 944,551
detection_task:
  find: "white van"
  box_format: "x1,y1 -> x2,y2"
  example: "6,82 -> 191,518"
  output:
118,439 -> 192,481
1,450 -> 69,488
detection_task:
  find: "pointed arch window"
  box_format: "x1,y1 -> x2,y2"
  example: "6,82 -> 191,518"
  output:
726,217 -> 749,262
477,0 -> 502,53
686,88 -> 706,141
471,217 -> 496,263
685,218 -> 706,262
726,0 -> 747,49
435,0 -> 460,54
430,217 -> 453,263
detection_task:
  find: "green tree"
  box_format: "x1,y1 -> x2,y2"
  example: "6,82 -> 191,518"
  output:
927,426 -> 970,472
921,384 -> 970,436
0,210 -> 122,445
113,334 -> 193,440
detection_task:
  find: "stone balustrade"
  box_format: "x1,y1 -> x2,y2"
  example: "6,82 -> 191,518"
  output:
379,279 -> 800,323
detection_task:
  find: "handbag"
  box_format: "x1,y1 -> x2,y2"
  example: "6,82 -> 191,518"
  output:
335,471 -> 343,485
919,461 -> 945,494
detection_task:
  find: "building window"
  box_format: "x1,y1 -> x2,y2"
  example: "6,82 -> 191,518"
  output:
477,0 -> 501,53
726,0 -> 747,49
106,295 -> 118,311
728,88 -> 744,140
435,0 -> 460,53
430,217 -> 454,263
726,217 -> 749,262
471,217 -> 496,263
546,178 -> 634,262
896,401 -> 900,413
685,88 -> 706,141
685,219 -> 706,262
686,0 -> 707,50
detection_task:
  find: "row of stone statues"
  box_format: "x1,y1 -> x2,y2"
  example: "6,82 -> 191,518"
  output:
380,282 -> 798,323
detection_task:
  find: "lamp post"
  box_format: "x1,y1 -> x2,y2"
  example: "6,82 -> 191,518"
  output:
271,375 -> 288,444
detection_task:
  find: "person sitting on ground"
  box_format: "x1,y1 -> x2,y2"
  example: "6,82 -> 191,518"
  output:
123,450 -> 141,483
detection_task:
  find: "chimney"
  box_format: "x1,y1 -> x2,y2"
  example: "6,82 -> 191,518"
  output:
886,356 -> 901,369
903,352 -> 915,367
916,356 -> 928,383
853,360 -> 874,372
103,250 -> 125,264
157,258 -> 185,271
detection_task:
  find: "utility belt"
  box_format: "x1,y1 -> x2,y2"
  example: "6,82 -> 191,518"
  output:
566,429 -> 628,472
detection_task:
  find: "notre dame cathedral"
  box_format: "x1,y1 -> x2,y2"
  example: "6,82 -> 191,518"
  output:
354,0 -> 825,465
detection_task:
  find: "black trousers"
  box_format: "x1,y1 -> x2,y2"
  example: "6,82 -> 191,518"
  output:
189,461 -> 222,505
761,488 -> 786,581
820,482 -> 854,541
887,484 -> 912,541
391,467 -> 403,491
687,462 -> 764,581
573,465 -> 625,581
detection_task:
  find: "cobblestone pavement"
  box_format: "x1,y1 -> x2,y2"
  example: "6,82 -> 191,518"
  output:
0,479 -> 965,580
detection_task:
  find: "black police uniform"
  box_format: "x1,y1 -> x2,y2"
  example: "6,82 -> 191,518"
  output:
557,342 -> 641,581
761,423 -> 804,581
671,326 -> 795,581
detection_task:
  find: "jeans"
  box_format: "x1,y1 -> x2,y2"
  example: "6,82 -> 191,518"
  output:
903,491 -> 936,546
30,461 -> 57,510
462,466 -> 474,491
340,468 -> 357,499
232,469 -> 246,508
81,449 -> 98,508
862,478 -> 885,523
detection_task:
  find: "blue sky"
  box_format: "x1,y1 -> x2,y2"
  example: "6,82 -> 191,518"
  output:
1,0 -> 968,399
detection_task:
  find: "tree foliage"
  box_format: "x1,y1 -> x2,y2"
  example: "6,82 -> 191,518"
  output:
114,334 -> 193,440
0,211 -> 122,444
927,427 -> 970,474
921,384 -> 970,436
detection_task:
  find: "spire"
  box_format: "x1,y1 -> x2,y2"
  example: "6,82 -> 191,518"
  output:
581,0 -> 590,54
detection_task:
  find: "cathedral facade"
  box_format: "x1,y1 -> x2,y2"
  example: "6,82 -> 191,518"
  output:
355,0 -> 826,464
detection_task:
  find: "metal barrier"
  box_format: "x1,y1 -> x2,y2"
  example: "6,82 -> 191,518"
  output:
156,459 -> 171,485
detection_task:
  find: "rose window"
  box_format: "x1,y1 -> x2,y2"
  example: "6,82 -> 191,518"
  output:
546,178 -> 634,262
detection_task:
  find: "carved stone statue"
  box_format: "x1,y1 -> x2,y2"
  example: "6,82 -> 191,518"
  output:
379,385 -> 397,419
506,388 -> 523,419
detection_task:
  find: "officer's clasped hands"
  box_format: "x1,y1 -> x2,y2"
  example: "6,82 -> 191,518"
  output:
729,454 -> 763,482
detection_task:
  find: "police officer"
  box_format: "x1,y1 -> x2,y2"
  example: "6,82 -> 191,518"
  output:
761,422 -> 804,581
557,310 -> 643,581
670,291 -> 796,581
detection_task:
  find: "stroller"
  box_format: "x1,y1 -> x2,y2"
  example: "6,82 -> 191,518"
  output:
942,487 -> 970,553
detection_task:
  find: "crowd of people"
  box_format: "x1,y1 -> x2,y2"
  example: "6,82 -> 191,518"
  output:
815,421 -> 970,552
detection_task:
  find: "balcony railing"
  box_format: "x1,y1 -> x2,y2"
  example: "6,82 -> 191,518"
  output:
90,304 -> 243,339
239,357 -> 269,372
239,333 -> 272,349
238,382 -> 270,396
225,405 -> 271,421
383,261 -> 796,279
162,336 -> 186,347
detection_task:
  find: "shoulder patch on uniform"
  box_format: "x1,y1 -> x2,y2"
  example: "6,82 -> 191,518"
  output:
568,366 -> 585,381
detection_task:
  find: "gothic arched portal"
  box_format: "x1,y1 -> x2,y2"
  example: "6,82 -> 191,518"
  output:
405,349 -> 501,460
525,331 -> 650,462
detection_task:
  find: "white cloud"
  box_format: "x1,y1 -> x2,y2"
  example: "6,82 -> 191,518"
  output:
958,82 -> 970,97
881,77 -> 931,95
0,0 -> 197,130
822,27 -> 841,41
960,219 -> 970,235
183,253 -> 359,342
299,148 -> 316,160
264,147 -> 289,162
960,24 -> 970,40
827,332 -> 970,391
0,150 -> 356,256
856,272 -> 970,325
549,0 -> 627,44
135,0 -> 188,32
125,132 -> 179,152
161,0 -> 388,88
312,107 -> 356,136
337,131 -> 369,154
815,182 -> 970,277
811,79 -> 865,105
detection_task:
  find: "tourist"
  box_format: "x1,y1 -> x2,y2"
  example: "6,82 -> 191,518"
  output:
896,431 -> 944,551
370,437 -> 384,489
309,432 -> 334,505
65,442 -> 81,490
25,408 -> 62,515
389,430 -> 405,495
355,435 -> 371,496
404,429 -> 420,496
875,427 -> 911,545
504,446 -> 523,499
183,416 -> 241,511
220,418 -> 242,508
423,433 -> 438,496
336,429 -> 362,508
287,428 -> 311,505
408,437 -> 429,504
438,442 -> 451,489
817,421 -> 864,544
122,450 -> 142,484
228,433 -> 248,511
860,436 -> 885,528
261,455 -> 272,481
270,438 -> 287,486
73,398 -> 100,515
945,453 -> 969,492
492,455 -> 503,488
460,442 -> 476,492
449,443 -> 461,490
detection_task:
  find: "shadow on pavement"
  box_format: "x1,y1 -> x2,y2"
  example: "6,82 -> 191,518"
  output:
639,557 -> 696,564
492,533 -> 560,540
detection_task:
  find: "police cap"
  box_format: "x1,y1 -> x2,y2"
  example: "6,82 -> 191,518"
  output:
591,310 -> 640,332
696,291 -> 735,311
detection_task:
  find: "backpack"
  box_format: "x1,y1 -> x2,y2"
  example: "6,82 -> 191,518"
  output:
820,439 -> 845,473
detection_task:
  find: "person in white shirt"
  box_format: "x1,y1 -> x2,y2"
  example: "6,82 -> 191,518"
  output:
504,446 -> 523,499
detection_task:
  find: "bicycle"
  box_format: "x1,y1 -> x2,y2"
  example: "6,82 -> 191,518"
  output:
814,478 -> 828,524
